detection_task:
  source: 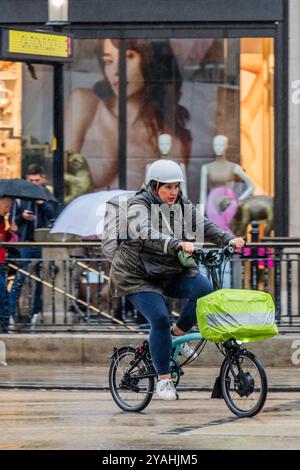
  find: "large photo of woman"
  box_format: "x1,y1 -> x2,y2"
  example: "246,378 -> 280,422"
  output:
64,37 -> 241,203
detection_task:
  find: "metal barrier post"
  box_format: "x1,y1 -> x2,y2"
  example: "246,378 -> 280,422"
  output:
250,221 -> 259,290
274,246 -> 282,323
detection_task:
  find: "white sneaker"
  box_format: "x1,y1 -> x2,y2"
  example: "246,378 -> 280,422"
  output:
8,316 -> 15,333
156,378 -> 178,400
179,342 -> 198,360
30,313 -> 40,332
31,313 -> 40,325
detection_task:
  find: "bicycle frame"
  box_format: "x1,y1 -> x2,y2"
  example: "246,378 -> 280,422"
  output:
112,333 -> 205,380
171,332 -> 204,362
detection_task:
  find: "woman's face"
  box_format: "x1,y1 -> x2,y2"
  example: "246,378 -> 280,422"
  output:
157,183 -> 180,205
102,39 -> 145,98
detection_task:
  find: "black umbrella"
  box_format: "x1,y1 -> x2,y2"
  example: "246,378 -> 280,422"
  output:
0,179 -> 57,202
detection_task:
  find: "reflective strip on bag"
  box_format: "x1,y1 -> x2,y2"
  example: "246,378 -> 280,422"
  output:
206,311 -> 276,328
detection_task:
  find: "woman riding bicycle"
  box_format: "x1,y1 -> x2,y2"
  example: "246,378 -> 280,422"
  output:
110,159 -> 245,400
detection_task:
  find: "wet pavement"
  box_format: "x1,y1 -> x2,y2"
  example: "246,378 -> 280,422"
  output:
0,364 -> 300,391
1,365 -> 300,450
0,389 -> 300,450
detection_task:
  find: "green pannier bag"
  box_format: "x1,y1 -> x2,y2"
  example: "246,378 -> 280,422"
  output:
196,288 -> 278,343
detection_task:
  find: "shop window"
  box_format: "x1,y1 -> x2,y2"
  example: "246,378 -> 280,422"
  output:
64,37 -> 274,238
239,38 -> 274,238
22,64 -> 54,188
64,39 -> 115,204
240,39 -> 274,196
0,61 -> 22,180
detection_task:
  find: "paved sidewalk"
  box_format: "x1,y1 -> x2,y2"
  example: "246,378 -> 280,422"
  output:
0,364 -> 299,391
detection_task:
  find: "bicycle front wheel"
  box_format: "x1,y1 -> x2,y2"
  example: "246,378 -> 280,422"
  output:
109,346 -> 155,412
221,350 -> 267,418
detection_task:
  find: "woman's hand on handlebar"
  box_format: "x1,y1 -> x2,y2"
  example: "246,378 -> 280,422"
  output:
177,238 -> 245,257
229,237 -> 245,249
178,241 -> 195,254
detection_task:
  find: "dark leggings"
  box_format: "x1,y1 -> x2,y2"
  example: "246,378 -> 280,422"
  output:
0,265 -> 9,332
127,273 -> 213,376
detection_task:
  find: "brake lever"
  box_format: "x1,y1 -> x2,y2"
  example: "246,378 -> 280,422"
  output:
224,245 -> 236,257
205,249 -> 219,264
186,248 -> 204,265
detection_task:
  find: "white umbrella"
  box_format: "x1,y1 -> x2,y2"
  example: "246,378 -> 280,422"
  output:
50,190 -> 133,238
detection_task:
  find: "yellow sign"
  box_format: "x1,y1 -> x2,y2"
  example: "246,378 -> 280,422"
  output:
8,29 -> 72,59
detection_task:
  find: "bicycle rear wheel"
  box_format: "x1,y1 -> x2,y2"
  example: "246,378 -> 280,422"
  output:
221,350 -> 267,418
109,346 -> 155,412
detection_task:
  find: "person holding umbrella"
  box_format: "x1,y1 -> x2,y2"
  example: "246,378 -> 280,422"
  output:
0,173 -> 56,331
0,197 -> 18,333
9,164 -> 57,323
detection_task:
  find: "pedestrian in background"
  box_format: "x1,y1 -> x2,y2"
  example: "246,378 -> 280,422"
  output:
9,164 -> 56,323
0,197 -> 18,333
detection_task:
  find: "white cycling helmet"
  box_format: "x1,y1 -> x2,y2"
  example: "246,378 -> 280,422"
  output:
145,159 -> 184,185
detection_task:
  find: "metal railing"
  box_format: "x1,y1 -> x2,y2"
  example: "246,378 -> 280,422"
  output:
1,240 -> 300,332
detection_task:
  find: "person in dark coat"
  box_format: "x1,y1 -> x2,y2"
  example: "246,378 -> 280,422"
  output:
0,197 -> 17,332
110,159 -> 245,400
9,164 -> 56,321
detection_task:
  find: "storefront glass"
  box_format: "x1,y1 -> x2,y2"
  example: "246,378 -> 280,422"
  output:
0,61 -> 22,180
64,36 -> 274,237
0,62 -> 54,183
22,63 -> 54,185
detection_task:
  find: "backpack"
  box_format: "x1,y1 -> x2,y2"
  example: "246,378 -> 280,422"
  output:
101,192 -> 136,261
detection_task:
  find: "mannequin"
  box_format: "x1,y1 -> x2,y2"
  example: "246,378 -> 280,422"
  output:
158,133 -> 173,156
200,135 -> 255,205
145,133 -> 188,197
200,135 -> 255,232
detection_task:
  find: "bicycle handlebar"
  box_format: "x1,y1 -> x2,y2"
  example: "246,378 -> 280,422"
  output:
176,244 -> 236,268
